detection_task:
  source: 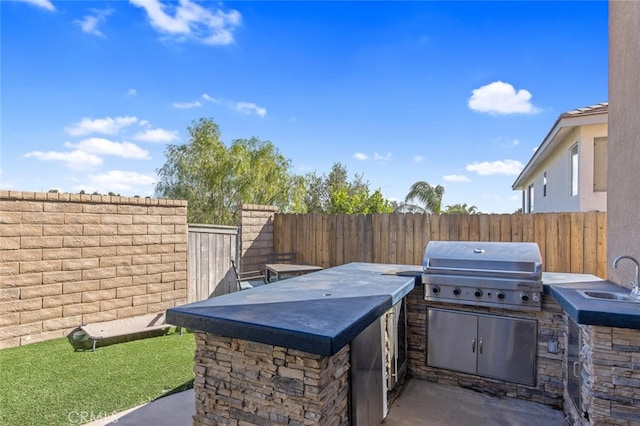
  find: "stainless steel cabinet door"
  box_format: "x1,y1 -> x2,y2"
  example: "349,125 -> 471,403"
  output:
351,318 -> 383,426
477,315 -> 537,386
427,309 -> 477,374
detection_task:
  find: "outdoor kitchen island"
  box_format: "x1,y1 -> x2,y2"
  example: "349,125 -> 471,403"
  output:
166,262 -> 417,426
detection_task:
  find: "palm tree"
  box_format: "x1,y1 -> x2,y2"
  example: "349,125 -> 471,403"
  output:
443,203 -> 479,214
403,181 -> 445,214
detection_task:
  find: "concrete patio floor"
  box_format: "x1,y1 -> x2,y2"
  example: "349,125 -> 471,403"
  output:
88,378 -> 567,425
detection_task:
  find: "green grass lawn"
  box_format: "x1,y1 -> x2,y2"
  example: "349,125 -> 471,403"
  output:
0,329 -> 195,426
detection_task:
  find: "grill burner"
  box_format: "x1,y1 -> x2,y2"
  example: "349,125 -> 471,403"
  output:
423,241 -> 543,311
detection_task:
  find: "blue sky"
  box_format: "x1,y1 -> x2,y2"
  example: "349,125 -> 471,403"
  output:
1,0 -> 608,213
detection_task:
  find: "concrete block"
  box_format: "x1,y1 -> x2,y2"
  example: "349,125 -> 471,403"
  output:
20,259 -> 62,274
116,304 -> 148,318
133,234 -> 162,246
43,270 -> 82,284
132,293 -> 162,306
42,248 -> 81,260
84,204 -> 118,214
161,271 -> 186,283
0,224 -> 43,237
20,306 -> 62,323
0,237 -> 20,250
83,224 -> 118,236
22,236 -> 63,249
100,276 -> 133,290
148,224 -> 175,235
132,254 -> 162,265
101,298 -> 132,311
21,283 -> 63,299
82,289 -> 116,303
62,236 -> 100,248
132,273 -> 162,285
43,202 -> 83,213
63,302 -> 100,317
116,245 -> 147,256
83,310 -> 118,324
22,212 -> 65,224
63,280 -> 99,294
81,246 -> 117,258
117,224 -> 147,235
43,293 -> 82,308
100,256 -> 132,268
0,312 -> 20,326
82,267 -> 117,280
62,258 -> 100,271
65,213 -> 101,224
101,214 -> 133,225
0,211 -> 22,224
116,265 -> 148,277
100,235 -> 133,247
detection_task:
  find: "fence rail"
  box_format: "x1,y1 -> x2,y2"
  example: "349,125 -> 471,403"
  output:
274,212 -> 607,278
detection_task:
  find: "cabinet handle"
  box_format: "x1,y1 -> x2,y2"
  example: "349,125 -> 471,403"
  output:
472,337 -> 476,353
573,361 -> 581,378
479,337 -> 483,354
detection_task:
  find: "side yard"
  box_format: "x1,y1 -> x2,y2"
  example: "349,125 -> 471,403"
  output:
0,330 -> 195,426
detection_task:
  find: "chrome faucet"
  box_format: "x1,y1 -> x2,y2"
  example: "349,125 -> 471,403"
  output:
612,255 -> 640,299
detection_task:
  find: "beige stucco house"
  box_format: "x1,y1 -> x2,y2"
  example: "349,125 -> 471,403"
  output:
512,102 -> 608,213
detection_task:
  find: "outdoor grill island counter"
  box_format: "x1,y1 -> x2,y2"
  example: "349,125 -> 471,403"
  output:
166,262 -> 417,426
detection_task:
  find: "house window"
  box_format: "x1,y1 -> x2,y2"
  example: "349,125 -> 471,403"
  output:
527,184 -> 534,213
570,144 -> 579,196
593,137 -> 607,192
543,172 -> 547,197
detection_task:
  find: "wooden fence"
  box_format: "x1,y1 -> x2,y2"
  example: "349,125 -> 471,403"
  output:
187,224 -> 238,302
274,212 -> 607,278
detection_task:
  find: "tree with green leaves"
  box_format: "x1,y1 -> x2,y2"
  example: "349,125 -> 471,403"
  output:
303,162 -> 393,214
155,118 -> 301,225
401,181 -> 445,214
443,203 -> 479,214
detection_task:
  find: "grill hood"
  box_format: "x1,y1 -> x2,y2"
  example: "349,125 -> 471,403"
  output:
423,241 -> 542,281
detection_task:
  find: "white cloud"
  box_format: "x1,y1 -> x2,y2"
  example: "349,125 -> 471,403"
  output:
133,128 -> 179,143
413,156 -> 424,163
65,116 -> 138,136
202,93 -> 219,103
468,81 -> 539,115
235,102 -> 267,117
128,89 -> 137,96
64,138 -> 149,159
354,153 -> 368,160
512,139 -> 520,146
373,152 -> 391,161
173,100 -> 202,109
466,159 -> 523,176
130,0 -> 241,46
75,9 -> 113,37
16,0 -> 55,11
24,150 -> 103,170
87,170 -> 156,192
443,174 -> 471,182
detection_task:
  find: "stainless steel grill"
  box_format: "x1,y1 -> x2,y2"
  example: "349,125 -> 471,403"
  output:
422,241 -> 543,311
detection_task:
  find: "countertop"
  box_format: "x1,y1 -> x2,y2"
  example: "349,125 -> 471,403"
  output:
543,272 -> 640,329
166,262 -> 416,356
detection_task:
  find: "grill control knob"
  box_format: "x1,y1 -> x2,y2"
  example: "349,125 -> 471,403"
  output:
520,293 -> 530,302
474,289 -> 483,298
453,288 -> 462,296
432,286 -> 441,295
496,292 -> 506,300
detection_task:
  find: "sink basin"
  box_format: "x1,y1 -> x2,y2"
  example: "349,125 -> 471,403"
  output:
578,290 -> 640,303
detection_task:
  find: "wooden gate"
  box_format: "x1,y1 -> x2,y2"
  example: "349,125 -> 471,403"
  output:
187,224 -> 238,302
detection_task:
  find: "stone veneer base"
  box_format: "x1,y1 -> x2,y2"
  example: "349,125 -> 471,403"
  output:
193,332 -> 350,426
